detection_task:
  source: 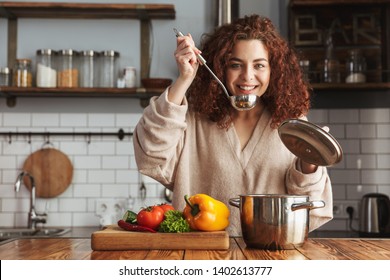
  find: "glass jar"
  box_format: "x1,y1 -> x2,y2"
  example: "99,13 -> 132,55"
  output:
36,49 -> 57,87
80,50 -> 98,88
99,50 -> 119,87
123,66 -> 136,88
57,49 -> 79,88
0,67 -> 11,86
319,58 -> 340,83
13,59 -> 33,87
299,60 -> 310,82
345,49 -> 367,83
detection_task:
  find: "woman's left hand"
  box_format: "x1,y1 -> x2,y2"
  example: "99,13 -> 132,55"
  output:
300,125 -> 329,174
300,160 -> 318,174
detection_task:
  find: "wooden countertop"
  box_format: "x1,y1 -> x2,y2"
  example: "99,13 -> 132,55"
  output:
1,237 -> 390,260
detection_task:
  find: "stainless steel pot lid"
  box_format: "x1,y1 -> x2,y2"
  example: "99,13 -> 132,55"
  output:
278,118 -> 343,166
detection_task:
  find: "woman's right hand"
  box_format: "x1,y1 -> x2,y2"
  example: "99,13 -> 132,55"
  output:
174,33 -> 200,82
168,33 -> 201,105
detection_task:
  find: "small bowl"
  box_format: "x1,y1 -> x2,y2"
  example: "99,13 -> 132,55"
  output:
141,78 -> 172,89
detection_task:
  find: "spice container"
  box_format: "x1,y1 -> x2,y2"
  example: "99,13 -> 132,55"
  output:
123,66 -> 136,88
0,67 -> 11,86
13,59 -> 33,87
99,50 -> 119,87
345,49 -> 367,83
80,50 -> 98,87
57,49 -> 79,87
36,49 -> 57,87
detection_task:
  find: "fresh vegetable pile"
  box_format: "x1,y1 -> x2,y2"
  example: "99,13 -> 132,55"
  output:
119,203 -> 190,233
118,194 -> 230,233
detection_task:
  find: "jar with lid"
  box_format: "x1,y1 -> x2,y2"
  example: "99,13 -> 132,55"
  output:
57,49 -> 79,88
319,58 -> 340,83
345,49 -> 367,83
99,50 -> 119,87
80,50 -> 98,87
320,33 -> 340,83
36,49 -> 57,87
13,59 -> 33,87
0,67 -> 11,86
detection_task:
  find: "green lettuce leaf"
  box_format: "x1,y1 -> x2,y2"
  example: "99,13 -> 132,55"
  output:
158,210 -> 191,233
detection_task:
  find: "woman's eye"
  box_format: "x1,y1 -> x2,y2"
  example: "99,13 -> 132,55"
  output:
254,64 -> 264,69
229,63 -> 241,69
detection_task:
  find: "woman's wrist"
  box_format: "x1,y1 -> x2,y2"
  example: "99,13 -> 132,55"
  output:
167,77 -> 191,105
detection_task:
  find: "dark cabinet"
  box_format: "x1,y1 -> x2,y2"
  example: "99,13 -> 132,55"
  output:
288,0 -> 390,108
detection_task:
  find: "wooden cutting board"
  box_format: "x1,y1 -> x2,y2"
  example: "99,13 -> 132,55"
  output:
91,225 -> 230,250
22,147 -> 73,198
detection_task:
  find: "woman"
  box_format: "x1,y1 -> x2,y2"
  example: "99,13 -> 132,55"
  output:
133,15 -> 333,236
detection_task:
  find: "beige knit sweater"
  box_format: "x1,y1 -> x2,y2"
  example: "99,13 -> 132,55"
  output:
133,89 -> 333,236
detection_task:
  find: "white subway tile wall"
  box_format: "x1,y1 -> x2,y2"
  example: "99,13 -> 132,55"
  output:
0,111 -> 167,228
308,108 -> 390,231
0,108 -> 390,231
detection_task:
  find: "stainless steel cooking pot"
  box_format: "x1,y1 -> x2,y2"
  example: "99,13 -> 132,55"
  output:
229,194 -> 325,250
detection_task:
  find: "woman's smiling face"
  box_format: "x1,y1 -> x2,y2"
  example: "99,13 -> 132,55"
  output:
226,39 -> 270,98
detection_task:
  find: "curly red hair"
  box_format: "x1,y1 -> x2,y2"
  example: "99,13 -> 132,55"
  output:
187,14 -> 311,129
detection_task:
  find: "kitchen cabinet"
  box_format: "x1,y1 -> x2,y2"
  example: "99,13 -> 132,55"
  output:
0,1 -> 176,107
289,0 -> 390,108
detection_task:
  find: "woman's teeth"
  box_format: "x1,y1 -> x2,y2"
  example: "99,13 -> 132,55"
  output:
239,85 -> 256,91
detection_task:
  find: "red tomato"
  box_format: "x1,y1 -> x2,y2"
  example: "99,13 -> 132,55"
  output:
158,203 -> 175,214
136,206 -> 164,230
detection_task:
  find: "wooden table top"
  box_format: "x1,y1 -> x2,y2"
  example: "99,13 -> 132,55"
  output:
1,237 -> 390,260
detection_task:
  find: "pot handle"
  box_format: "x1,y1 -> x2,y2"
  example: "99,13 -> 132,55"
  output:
291,200 -> 325,211
229,198 -> 240,208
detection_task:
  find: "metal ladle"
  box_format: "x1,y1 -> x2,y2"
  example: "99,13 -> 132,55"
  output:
174,28 -> 259,111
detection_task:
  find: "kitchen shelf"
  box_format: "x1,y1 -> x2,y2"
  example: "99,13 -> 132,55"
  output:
0,2 -> 175,19
0,1 -> 175,76
290,0 -> 390,5
0,87 -> 162,107
311,82 -> 390,90
310,83 -> 390,108
0,1 -> 175,107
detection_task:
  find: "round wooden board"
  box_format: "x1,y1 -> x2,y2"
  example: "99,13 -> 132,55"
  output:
22,148 -> 73,198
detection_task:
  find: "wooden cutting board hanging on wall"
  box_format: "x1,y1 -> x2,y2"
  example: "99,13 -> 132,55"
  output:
22,147 -> 73,198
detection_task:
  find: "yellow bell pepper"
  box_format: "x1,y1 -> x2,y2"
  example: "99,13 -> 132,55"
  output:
183,194 -> 230,231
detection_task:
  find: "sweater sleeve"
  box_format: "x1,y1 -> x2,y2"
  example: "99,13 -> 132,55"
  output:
133,88 -> 188,188
286,158 -> 333,232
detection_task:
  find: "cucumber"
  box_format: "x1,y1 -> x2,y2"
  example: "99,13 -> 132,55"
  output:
122,210 -> 138,224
